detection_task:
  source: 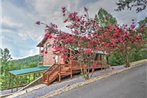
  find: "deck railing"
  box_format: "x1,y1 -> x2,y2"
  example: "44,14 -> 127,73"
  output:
42,64 -> 59,82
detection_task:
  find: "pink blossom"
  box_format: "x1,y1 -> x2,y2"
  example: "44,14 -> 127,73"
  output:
113,28 -> 119,36
61,47 -> 68,53
109,43 -> 114,47
119,37 -> 123,43
83,64 -> 87,67
41,50 -> 44,53
45,51 -> 48,54
111,38 -> 118,43
123,32 -> 129,38
68,12 -> 77,20
66,25 -> 73,28
84,48 -> 93,54
44,33 -> 52,39
91,40 -> 97,44
64,19 -> 68,23
130,24 -> 135,29
72,29 -> 78,34
53,46 -> 60,53
96,45 -> 100,50
137,33 -> 142,39
141,24 -> 145,29
75,16 -> 80,22
62,7 -> 66,16
87,44 -> 91,48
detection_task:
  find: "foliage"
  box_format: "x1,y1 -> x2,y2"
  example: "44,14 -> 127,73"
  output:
138,17 -> 147,25
0,48 -> 12,74
115,0 -> 147,13
12,55 -> 42,67
108,54 -> 125,66
130,49 -> 147,61
108,49 -> 147,66
95,8 -> 117,27
138,17 -> 147,39
100,20 -> 146,67
0,53 -> 42,90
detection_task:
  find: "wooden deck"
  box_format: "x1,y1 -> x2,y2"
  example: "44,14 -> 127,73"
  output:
42,62 -> 108,85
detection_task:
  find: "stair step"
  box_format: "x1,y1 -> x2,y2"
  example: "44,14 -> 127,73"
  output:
60,72 -> 71,75
43,81 -> 49,84
62,68 -> 70,72
43,71 -> 59,85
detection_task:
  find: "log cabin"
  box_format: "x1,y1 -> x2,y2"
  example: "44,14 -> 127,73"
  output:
37,33 -> 108,85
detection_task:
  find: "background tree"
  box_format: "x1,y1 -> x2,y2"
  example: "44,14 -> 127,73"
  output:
115,0 -> 147,13
95,8 -> 117,27
0,49 -> 42,90
138,17 -> 147,25
0,48 -> 12,74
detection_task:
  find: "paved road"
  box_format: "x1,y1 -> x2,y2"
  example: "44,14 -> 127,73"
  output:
51,64 -> 147,98
15,66 -> 124,98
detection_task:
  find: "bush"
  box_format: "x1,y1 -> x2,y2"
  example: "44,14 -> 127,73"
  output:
108,53 -> 125,66
130,49 -> 147,62
108,49 -> 147,66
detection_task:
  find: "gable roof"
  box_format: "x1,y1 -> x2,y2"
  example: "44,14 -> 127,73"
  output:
37,37 -> 48,47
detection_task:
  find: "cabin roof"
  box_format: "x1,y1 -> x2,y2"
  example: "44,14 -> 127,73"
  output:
9,66 -> 50,76
37,37 -> 48,47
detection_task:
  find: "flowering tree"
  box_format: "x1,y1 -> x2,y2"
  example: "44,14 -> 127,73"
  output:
97,20 -> 146,67
53,7 -> 104,79
36,7 -> 105,79
36,7 -> 146,79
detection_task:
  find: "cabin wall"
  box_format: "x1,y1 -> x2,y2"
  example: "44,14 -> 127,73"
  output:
42,38 -> 64,65
42,39 -> 54,65
39,38 -> 107,66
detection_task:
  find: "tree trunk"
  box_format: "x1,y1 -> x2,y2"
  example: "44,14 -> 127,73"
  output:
124,54 -> 130,67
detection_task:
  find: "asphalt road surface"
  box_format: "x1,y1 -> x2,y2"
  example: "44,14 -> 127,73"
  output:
51,64 -> 147,98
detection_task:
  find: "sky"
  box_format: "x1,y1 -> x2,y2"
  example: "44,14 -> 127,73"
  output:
1,0 -> 147,59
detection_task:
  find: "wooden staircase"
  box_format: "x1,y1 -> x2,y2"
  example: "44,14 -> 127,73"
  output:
42,64 -> 72,85
42,60 -> 108,85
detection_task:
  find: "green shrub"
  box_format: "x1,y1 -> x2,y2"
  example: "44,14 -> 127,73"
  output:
130,49 -> 147,62
108,49 -> 147,66
108,53 -> 125,66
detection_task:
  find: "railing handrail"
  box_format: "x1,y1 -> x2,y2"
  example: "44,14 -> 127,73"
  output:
43,64 -> 57,74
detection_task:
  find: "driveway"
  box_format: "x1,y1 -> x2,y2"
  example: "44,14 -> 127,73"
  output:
51,64 -> 147,98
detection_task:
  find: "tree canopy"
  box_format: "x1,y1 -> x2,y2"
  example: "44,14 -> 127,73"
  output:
95,8 -> 117,27
0,48 -> 12,66
115,0 -> 147,13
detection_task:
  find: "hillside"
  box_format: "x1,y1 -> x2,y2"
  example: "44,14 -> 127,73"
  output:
12,55 -> 42,67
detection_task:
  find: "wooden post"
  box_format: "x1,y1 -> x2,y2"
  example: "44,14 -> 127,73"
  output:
33,73 -> 35,80
8,73 -> 11,89
29,74 -> 31,83
11,75 -> 13,93
101,55 -> 103,70
98,54 -> 100,67
16,76 -> 18,91
58,64 -> 61,82
70,49 -> 72,79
